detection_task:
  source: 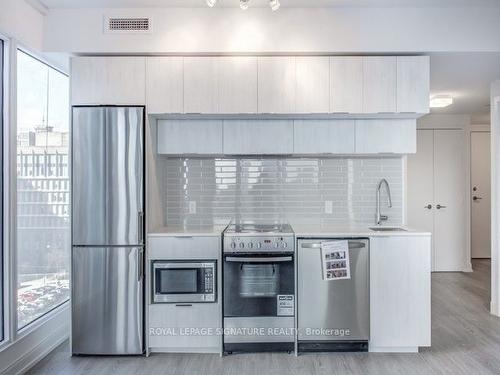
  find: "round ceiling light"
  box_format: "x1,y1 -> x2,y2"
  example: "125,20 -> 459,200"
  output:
269,0 -> 280,11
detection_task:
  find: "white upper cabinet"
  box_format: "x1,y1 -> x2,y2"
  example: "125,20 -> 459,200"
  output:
71,57 -> 146,105
330,57 -> 363,113
146,57 -> 183,114
362,56 -> 397,113
397,56 -> 430,114
295,57 -> 329,113
184,57 -> 218,113
157,119 -> 223,155
293,120 -> 355,154
258,57 -> 296,113
355,119 -> 416,154
223,120 -> 294,155
218,57 -> 258,114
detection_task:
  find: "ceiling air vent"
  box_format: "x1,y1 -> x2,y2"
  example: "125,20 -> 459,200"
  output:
104,16 -> 152,34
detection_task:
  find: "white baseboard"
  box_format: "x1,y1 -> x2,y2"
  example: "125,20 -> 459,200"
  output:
369,346 -> 419,353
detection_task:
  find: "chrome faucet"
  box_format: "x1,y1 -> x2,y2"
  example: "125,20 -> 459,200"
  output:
376,179 -> 392,225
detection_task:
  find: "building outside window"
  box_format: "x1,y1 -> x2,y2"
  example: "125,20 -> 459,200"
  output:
16,50 -> 69,329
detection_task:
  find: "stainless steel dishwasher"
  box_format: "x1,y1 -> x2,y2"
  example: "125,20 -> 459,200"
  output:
297,238 -> 369,352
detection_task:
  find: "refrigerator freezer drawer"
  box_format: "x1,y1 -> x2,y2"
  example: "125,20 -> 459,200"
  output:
72,246 -> 144,355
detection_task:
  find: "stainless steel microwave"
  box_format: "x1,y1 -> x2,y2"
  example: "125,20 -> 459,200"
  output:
152,260 -> 216,303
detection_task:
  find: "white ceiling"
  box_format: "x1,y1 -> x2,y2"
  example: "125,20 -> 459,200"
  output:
37,0 -> 500,9
429,53 -> 500,116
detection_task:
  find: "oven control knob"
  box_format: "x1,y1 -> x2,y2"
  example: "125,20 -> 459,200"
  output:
239,242 -> 245,249
231,242 -> 236,249
256,242 -> 262,249
274,242 -> 279,249
247,242 -> 253,249
282,242 -> 287,248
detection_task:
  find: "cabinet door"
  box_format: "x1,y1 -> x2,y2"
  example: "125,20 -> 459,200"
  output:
218,56 -> 257,114
184,57 -> 218,113
157,119 -> 223,155
355,119 -> 416,154
407,130 -> 435,269
146,57 -> 183,114
330,57 -> 363,113
293,120 -> 355,154
71,57 -> 105,105
148,303 -> 221,352
362,56 -> 397,113
397,56 -> 430,114
258,57 -> 296,113
295,57 -> 329,113
370,236 -> 431,350
433,130 -> 466,271
71,57 -> 146,105
223,120 -> 293,155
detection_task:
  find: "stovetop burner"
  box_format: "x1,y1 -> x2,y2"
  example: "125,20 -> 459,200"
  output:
225,222 -> 294,235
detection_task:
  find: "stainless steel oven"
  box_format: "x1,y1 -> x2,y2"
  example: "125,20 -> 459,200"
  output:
152,260 -> 216,303
223,222 -> 296,353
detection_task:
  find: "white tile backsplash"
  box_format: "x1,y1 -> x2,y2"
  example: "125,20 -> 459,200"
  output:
162,157 -> 404,227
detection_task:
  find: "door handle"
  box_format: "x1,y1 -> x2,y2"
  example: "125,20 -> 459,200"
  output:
436,204 -> 447,209
225,256 -> 292,263
175,304 -> 193,307
424,204 -> 432,209
473,196 -> 483,201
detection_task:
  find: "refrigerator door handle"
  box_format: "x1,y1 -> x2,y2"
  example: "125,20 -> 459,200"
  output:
138,211 -> 144,245
138,248 -> 144,282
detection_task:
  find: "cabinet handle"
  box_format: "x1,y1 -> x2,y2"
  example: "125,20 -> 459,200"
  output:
473,196 -> 483,201
425,204 -> 432,209
436,204 -> 447,209
175,304 -> 193,307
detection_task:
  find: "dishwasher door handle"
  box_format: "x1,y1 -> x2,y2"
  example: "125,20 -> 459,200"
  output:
300,241 -> 367,249
225,256 -> 292,263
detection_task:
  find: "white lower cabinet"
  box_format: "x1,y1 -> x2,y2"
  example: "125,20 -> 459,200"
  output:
148,303 -> 221,353
369,235 -> 431,352
223,120 -> 294,155
157,119 -> 223,155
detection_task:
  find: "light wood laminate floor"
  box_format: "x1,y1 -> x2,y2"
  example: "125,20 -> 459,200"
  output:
27,259 -> 500,375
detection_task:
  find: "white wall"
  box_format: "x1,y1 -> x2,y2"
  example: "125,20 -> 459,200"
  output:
44,6 -> 500,54
0,0 -> 44,51
491,80 -> 500,316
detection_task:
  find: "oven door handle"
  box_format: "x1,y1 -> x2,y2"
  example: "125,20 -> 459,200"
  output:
225,256 -> 292,263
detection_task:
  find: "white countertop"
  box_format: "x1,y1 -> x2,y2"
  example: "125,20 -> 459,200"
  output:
148,225 -> 227,237
291,224 -> 431,238
148,224 -> 430,238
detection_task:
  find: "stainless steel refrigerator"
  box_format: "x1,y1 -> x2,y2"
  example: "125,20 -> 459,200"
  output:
71,106 -> 144,355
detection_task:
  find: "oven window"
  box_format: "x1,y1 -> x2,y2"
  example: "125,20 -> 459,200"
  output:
158,269 -> 198,294
224,256 -> 294,317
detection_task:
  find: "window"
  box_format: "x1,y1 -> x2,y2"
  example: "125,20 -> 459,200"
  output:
16,50 -> 69,329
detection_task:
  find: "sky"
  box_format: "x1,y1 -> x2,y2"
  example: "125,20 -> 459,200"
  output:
16,50 -> 69,133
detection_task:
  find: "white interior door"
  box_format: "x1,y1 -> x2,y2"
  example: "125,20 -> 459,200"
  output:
433,130 -> 466,271
471,131 -> 491,259
407,130 -> 435,269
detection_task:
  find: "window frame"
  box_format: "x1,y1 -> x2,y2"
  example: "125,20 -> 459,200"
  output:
14,47 -> 70,332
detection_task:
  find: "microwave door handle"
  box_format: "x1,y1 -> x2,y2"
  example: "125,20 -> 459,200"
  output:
225,256 -> 292,263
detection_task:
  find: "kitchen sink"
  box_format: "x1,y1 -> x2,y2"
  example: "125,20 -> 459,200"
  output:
369,227 -> 407,232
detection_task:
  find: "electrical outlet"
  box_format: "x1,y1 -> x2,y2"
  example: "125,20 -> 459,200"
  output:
325,200 -> 333,214
189,201 -> 197,214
